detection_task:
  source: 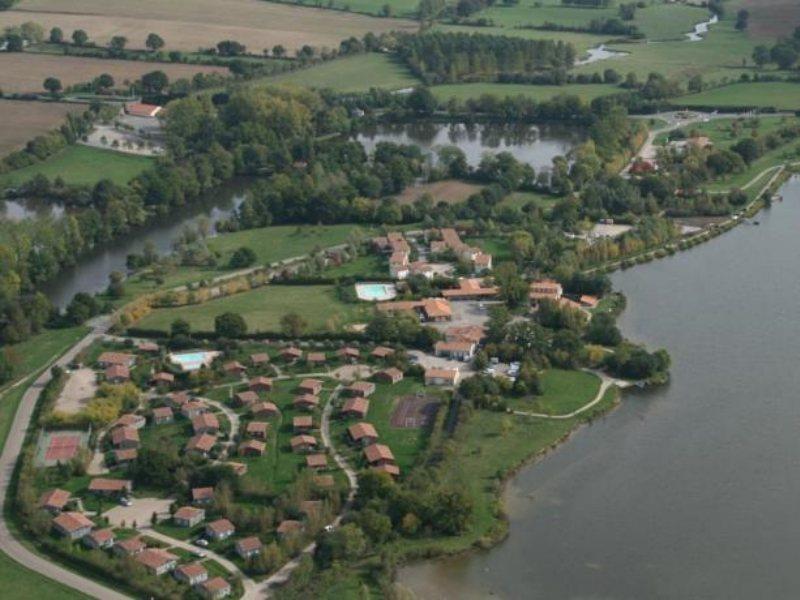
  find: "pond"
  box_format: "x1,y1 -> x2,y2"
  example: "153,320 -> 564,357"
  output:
399,178 -> 800,599
355,122 -> 586,172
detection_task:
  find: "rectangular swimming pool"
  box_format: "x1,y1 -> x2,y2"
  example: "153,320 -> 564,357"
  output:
169,350 -> 219,371
355,283 -> 397,302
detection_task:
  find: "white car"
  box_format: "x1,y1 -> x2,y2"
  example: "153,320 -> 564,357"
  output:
324,524 -> 335,533
193,550 -> 207,558
119,497 -> 132,507
194,538 -> 209,548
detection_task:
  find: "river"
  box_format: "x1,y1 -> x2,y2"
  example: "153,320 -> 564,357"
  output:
23,123 -> 582,309
399,178 -> 800,599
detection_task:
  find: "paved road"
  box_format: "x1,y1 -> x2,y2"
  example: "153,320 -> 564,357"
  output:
0,319 -> 131,600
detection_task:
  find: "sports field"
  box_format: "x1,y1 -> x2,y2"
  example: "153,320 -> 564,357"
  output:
136,284 -> 371,333
0,145 -> 153,188
1,0 -> 417,53
676,82 -> 800,111
432,82 -> 618,103
0,100 -> 83,157
0,53 -> 227,94
264,53 -> 420,92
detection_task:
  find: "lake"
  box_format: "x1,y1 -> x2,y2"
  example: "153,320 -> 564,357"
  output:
356,122 -> 586,172
399,177 -> 800,599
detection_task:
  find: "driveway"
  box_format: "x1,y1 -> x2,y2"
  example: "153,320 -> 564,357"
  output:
104,497 -> 173,528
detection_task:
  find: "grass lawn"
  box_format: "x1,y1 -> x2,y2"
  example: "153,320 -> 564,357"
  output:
432,82 -> 619,104
324,254 -> 386,279
154,521 -> 202,542
0,549 -> 90,599
2,326 -> 88,388
261,54 -> 420,92
507,368 -> 601,414
136,284 -> 372,334
0,145 -> 152,188
498,190 -> 560,212
676,81 -> 800,111
464,236 -> 514,263
392,385 -> 619,556
207,224 -> 368,266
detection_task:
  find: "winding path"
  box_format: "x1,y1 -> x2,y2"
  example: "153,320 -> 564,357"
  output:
0,318 -> 131,599
512,371 -> 626,420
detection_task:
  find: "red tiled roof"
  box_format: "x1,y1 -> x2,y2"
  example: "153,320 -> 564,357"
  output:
348,422 -> 378,441
364,444 -> 395,464
39,488 -> 70,510
53,511 -> 93,532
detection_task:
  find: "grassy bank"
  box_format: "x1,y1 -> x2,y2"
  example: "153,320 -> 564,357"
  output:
0,145 -> 153,188
676,81 -> 800,111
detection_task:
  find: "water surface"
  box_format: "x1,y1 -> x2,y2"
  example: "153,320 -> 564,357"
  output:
400,178 -> 800,599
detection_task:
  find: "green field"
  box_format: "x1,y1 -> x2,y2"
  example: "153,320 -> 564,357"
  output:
509,368 -> 601,414
0,550 -> 89,599
262,54 -> 420,92
265,0 -> 421,18
2,326 -> 89,386
136,284 -> 372,333
497,189 -> 560,212
0,145 -> 153,188
676,82 -> 800,110
433,82 -> 618,103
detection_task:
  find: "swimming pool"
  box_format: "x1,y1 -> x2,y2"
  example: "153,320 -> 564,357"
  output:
355,283 -> 398,302
169,350 -> 219,371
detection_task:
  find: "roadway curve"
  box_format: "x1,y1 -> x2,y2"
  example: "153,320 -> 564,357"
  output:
0,319 -> 131,599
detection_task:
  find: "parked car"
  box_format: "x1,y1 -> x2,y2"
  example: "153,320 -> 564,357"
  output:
194,538 -> 209,548
119,497 -> 132,507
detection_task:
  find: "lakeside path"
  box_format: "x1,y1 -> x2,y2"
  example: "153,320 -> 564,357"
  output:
513,371 -> 629,420
0,318 -> 130,600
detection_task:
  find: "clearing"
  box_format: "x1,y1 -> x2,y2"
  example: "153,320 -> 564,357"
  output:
0,53 -> 227,94
2,0 -> 417,53
135,284 -> 371,333
263,53 -> 420,92
0,144 -> 153,188
395,179 -> 484,205
0,100 -> 82,157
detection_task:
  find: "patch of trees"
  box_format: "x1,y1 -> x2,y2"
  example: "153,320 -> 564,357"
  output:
522,18 -> 641,38
752,27 -> 800,70
605,342 -> 670,381
396,32 -> 576,84
561,0 -> 611,6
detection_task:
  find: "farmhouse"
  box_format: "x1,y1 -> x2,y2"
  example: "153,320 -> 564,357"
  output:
529,279 -> 563,304
293,394 -> 320,411
293,415 -> 313,432
276,519 -> 304,538
374,367 -> 403,384
341,397 -> 369,419
152,406 -> 174,425
205,518 -> 235,541
348,422 -> 379,446
280,347 -> 303,362
174,506 -> 205,528
371,346 -> 395,359
290,434 -> 317,453
136,548 -> 179,576
245,421 -> 269,439
196,576 -> 232,599
424,368 -> 460,387
364,444 -> 396,468
83,528 -> 115,550
434,340 -> 476,361
239,439 -> 266,457
373,463 -> 401,477
97,352 -> 135,368
52,511 -> 93,539
39,488 -> 70,513
105,364 -> 130,383
235,536 -> 263,559
347,381 -> 376,398
248,376 -> 272,393
111,426 -> 139,449
88,478 -> 132,497
113,537 -> 146,557
389,251 -> 410,279
186,433 -> 217,456
192,413 -> 220,435
580,294 -> 599,308
235,390 -> 259,407
174,563 -> 208,586
298,379 -> 323,396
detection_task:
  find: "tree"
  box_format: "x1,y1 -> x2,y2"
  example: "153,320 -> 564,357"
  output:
107,271 -> 125,298
145,32 -> 165,52
228,246 -> 257,268
109,35 -> 127,53
314,524 -> 367,568
140,70 -> 169,95
4,33 -> 23,52
735,9 -> 749,31
217,40 -> 246,56
92,73 -> 115,92
272,44 -> 286,58
687,74 -> 703,94
71,29 -> 88,46
407,87 -> 437,115
43,77 -> 62,96
280,313 -> 308,337
171,319 -> 191,337
214,312 -> 247,337
752,45 -> 770,68
771,43 -> 798,70
49,27 -> 63,44
417,0 -> 446,21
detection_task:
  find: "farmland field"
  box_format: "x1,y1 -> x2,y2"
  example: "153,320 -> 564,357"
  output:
265,0 -> 421,18
432,82 -> 618,103
0,0 -> 417,53
675,82 -> 800,110
264,53 -> 420,92
0,53 -> 227,94
0,100 -> 83,157
135,284 -> 372,333
395,180 -> 484,205
0,145 -> 153,188
742,0 -> 800,40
